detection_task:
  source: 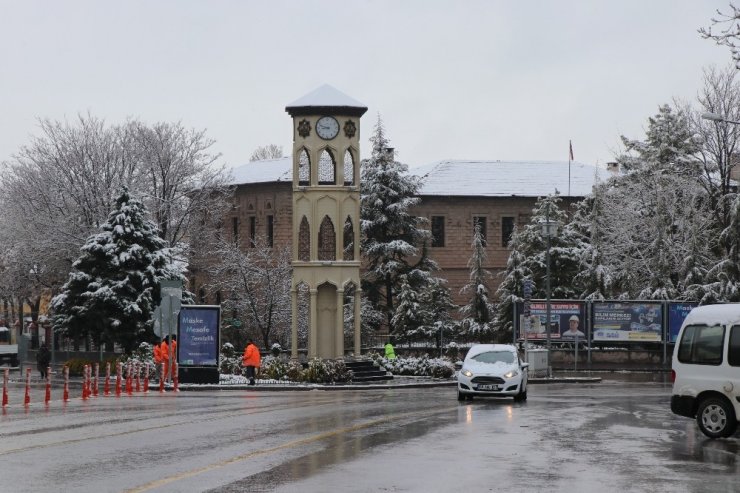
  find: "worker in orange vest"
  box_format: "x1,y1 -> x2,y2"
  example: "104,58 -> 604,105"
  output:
242,339 -> 261,386
160,339 -> 169,379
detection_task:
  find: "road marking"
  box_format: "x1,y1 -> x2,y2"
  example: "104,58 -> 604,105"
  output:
124,407 -> 450,493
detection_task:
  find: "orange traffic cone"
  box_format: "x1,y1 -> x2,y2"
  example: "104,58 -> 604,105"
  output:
45,367 -> 51,405
143,363 -> 149,393
104,362 -> 110,396
115,362 -> 122,397
63,366 -> 69,402
2,368 -> 9,407
24,368 -> 31,406
82,365 -> 89,400
135,362 -> 140,393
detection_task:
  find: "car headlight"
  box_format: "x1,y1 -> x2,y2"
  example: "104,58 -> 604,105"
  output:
503,370 -> 519,379
461,369 -> 473,377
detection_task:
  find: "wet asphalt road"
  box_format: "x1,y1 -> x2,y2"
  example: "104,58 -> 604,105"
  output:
0,373 -> 737,493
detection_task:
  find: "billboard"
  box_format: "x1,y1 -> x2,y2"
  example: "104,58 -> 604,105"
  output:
516,301 -> 586,340
178,305 -> 220,366
668,302 -> 698,343
592,302 -> 663,342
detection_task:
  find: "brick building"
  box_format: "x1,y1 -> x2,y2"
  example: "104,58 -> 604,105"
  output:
197,157 -> 606,307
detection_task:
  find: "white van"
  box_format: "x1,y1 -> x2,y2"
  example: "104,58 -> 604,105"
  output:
671,304 -> 740,438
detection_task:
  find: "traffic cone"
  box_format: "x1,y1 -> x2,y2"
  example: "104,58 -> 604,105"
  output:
115,362 -> 122,397
126,362 -> 133,396
135,362 -> 140,393
104,362 -> 110,396
173,361 -> 179,392
45,367 -> 51,405
93,363 -> 99,397
2,368 -> 9,407
24,368 -> 31,406
63,366 -> 69,402
82,365 -> 89,400
159,363 -> 165,393
143,363 -> 149,393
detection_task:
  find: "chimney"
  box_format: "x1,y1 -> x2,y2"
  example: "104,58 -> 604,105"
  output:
607,162 -> 620,174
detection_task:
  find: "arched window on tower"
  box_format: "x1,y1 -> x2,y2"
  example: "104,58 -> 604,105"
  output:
343,150 -> 354,186
318,215 -> 336,261
343,216 -> 354,261
298,216 -> 310,261
298,148 -> 310,186
318,149 -> 336,185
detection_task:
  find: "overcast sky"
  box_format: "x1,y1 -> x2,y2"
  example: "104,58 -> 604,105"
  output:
0,1 -> 735,170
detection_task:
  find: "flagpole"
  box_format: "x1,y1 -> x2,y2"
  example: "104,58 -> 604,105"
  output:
568,140 -> 572,197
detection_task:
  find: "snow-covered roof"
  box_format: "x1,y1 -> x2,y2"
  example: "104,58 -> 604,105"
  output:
285,84 -> 367,117
228,157 -> 292,185
412,160 -> 607,198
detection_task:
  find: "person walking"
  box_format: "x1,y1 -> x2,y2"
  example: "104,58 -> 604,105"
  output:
384,340 -> 396,360
242,339 -> 261,386
36,343 -> 51,380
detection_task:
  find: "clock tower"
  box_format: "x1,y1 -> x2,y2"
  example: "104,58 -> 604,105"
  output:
285,85 -> 367,359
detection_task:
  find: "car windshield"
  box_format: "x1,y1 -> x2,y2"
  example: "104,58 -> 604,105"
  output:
471,351 -> 515,364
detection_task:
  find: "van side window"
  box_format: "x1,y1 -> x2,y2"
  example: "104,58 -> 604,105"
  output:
677,324 -> 725,365
730,326 -> 740,367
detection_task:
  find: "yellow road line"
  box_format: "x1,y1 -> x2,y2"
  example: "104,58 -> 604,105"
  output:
125,407 -> 449,493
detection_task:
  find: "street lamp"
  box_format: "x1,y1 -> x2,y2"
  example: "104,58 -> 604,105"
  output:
539,202 -> 559,377
702,112 -> 740,125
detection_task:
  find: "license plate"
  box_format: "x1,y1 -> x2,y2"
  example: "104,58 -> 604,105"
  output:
477,384 -> 500,391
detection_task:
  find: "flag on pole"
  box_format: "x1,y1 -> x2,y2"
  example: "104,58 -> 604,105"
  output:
569,140 -> 574,161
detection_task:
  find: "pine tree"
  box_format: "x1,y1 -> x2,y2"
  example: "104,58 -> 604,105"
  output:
460,223 -> 495,339
390,274 -> 425,341
360,115 -> 430,328
493,229 -> 531,335
51,187 -> 169,352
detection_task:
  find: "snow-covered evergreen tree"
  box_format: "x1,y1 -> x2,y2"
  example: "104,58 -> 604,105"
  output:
51,187 -> 169,352
360,115 -> 430,328
460,223 -> 495,339
493,229 -> 530,336
391,274 -> 425,340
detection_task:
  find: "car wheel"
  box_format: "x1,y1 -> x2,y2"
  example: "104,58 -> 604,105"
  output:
514,385 -> 527,402
696,396 -> 738,439
457,390 -> 466,401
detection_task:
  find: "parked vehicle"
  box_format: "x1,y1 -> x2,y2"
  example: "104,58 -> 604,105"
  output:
671,304 -> 740,438
0,327 -> 19,367
456,344 -> 528,401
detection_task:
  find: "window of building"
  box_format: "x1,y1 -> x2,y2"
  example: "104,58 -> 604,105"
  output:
298,216 -> 310,261
343,216 -> 354,261
431,216 -> 445,247
298,148 -> 310,186
266,215 -> 274,247
473,216 -> 487,246
502,216 -> 515,247
249,216 -> 256,248
318,149 -> 336,185
343,150 -> 354,186
318,215 -> 336,261
232,217 -> 239,243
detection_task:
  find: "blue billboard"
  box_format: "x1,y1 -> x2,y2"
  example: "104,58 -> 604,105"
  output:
668,303 -> 698,343
178,305 -> 220,366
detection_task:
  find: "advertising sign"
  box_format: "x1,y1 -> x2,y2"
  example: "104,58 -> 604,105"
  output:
592,302 -> 663,342
178,305 -> 220,366
668,303 -> 698,343
516,301 -> 586,340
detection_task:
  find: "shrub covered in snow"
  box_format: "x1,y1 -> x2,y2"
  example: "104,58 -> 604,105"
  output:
303,358 -> 353,384
117,342 -> 157,378
270,343 -> 282,357
219,342 -> 243,375
369,352 -> 455,378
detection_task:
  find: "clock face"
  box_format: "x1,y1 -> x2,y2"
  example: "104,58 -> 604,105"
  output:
316,116 -> 339,140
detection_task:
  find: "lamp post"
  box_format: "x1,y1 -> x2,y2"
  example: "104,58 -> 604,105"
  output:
701,112 -> 740,125
539,201 -> 559,377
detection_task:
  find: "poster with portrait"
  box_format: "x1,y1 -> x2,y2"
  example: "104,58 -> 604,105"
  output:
592,302 -> 663,342
178,305 -> 220,366
516,301 -> 586,340
668,302 -> 697,342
